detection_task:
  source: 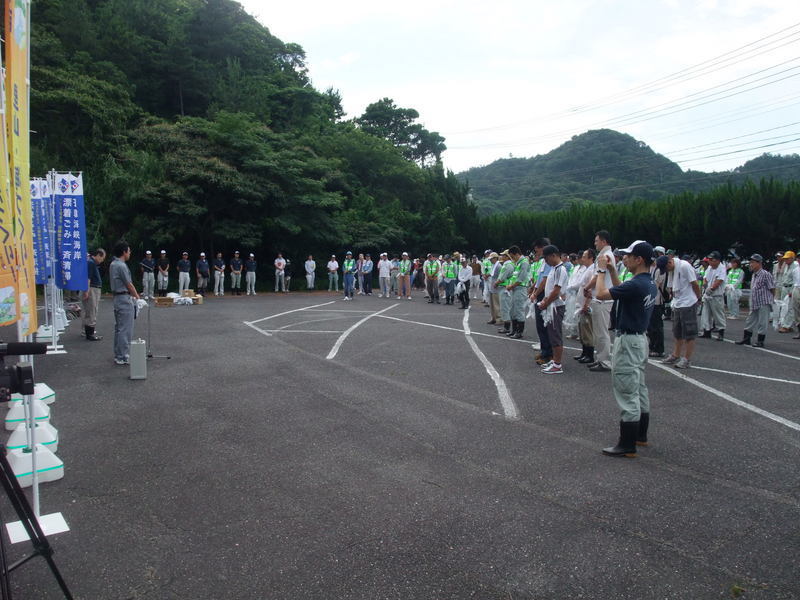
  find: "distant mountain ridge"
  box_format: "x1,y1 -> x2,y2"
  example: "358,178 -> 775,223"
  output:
457,129 -> 800,215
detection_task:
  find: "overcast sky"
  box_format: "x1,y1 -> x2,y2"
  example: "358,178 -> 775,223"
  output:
240,1 -> 800,175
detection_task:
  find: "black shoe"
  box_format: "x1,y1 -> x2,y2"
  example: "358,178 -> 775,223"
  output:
753,334 -> 765,348
572,354 -> 586,361
636,413 -> 650,447
487,320 -> 496,325
602,421 -> 638,457
589,363 -> 611,372
735,331 -> 752,345
511,320 -> 524,339
716,329 -> 725,341
699,330 -> 712,339
428,300 -> 433,304
577,355 -> 594,363
85,326 -> 103,341
498,323 -> 510,334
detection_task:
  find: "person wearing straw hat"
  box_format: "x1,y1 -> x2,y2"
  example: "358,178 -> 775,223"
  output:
778,250 -> 798,333
140,250 -> 155,300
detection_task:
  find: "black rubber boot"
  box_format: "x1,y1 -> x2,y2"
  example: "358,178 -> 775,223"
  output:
86,326 -> 103,341
636,413 -> 650,447
573,346 -> 589,361
754,334 -> 765,348
506,321 -> 518,337
578,346 -> 595,363
735,330 -> 752,345
498,322 -> 510,334
700,330 -> 712,339
602,421 -> 639,457
511,320 -> 524,339
716,329 -> 725,341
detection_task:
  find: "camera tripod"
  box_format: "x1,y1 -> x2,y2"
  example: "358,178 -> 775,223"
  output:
0,444 -> 72,599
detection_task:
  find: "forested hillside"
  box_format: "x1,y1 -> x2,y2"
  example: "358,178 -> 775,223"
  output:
460,129 -> 800,215
28,0 -> 478,259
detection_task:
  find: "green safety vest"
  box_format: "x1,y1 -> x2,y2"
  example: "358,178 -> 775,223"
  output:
496,261 -> 514,285
443,262 -> 457,278
399,259 -> 411,274
508,257 -> 531,287
531,258 -> 544,284
622,270 -> 634,282
425,261 -> 439,276
482,258 -> 492,276
727,268 -> 743,289
344,259 -> 355,272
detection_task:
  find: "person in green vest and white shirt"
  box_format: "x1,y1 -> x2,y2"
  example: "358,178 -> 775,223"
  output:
507,245 -> 532,339
725,258 -> 744,318
481,250 -> 493,305
397,252 -> 412,300
342,251 -> 357,300
495,251 -> 515,335
423,253 -> 441,304
442,255 -> 458,305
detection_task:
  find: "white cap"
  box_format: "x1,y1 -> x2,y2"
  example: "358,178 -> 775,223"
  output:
200,252 -> 205,257
654,245 -> 666,254
146,250 -> 152,254
160,250 -> 166,254
620,240 -> 647,254
249,253 -> 254,257
402,251 -> 408,256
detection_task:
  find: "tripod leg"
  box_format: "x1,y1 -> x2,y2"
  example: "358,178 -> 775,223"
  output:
0,450 -> 72,599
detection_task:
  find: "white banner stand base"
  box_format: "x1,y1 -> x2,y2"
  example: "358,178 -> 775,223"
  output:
56,308 -> 68,331
5,399 -> 50,431
10,382 -> 56,405
7,445 -> 64,487
6,512 -> 70,543
7,422 -> 59,453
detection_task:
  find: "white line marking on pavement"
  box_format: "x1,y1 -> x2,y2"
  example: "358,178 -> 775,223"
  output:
463,309 -> 519,420
722,338 -> 800,361
305,308 -> 376,313
649,360 -> 800,432
261,330 -> 344,334
246,301 -> 337,325
690,365 -> 800,386
326,304 -> 399,360
377,315 -> 532,344
244,321 -> 272,337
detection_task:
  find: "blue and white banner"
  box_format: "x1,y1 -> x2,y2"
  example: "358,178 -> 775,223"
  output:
53,173 -> 87,290
30,177 -> 53,284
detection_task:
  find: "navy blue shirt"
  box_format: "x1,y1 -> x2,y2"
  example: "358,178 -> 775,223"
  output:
610,272 -> 657,334
196,259 -> 209,276
230,258 -> 242,272
87,258 -> 102,288
178,259 -> 191,273
245,260 -> 257,272
140,258 -> 155,273
213,258 -> 225,271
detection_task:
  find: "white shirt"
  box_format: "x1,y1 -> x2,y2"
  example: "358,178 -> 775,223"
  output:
458,265 -> 472,282
566,264 -> 586,294
327,260 -> 338,272
791,262 -> 800,287
669,257 -> 699,309
703,264 -> 727,296
544,262 -> 569,308
592,246 -> 616,300
304,260 -> 316,275
274,257 -> 286,270
378,259 -> 392,277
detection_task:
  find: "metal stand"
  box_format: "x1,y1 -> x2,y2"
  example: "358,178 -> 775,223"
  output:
145,304 -> 170,360
0,444 -> 72,599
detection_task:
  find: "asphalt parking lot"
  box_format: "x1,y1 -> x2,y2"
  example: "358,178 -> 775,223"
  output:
6,290 -> 800,599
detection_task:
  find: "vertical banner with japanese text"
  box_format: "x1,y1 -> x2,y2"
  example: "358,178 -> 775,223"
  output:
54,174 -> 87,290
6,0 -> 36,334
31,178 -> 53,284
0,66 -> 18,327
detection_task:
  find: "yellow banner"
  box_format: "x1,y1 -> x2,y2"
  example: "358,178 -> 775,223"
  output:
0,53 -> 19,327
6,0 -> 36,335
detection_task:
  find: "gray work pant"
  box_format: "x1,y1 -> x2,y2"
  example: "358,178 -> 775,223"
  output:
380,276 -> 391,297
578,310 -> 594,347
275,269 -> 285,292
328,273 -> 338,291
82,287 -> 101,328
792,289 -> 800,326
744,305 -> 771,336
611,333 -> 649,422
726,288 -> 741,318
214,271 -> 224,295
246,271 -> 256,294
157,272 -> 168,291
701,295 -> 726,331
231,272 -> 242,290
178,272 -> 190,293
510,286 -> 528,321
591,300 -> 613,367
142,273 -> 155,299
113,294 -> 135,361
499,289 -> 511,321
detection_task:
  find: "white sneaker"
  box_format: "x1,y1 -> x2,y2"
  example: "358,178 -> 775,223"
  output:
396,296 -> 401,299
674,358 -> 691,369
407,296 -> 412,300
378,294 -> 383,298
542,363 -> 563,375
540,360 -> 554,370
